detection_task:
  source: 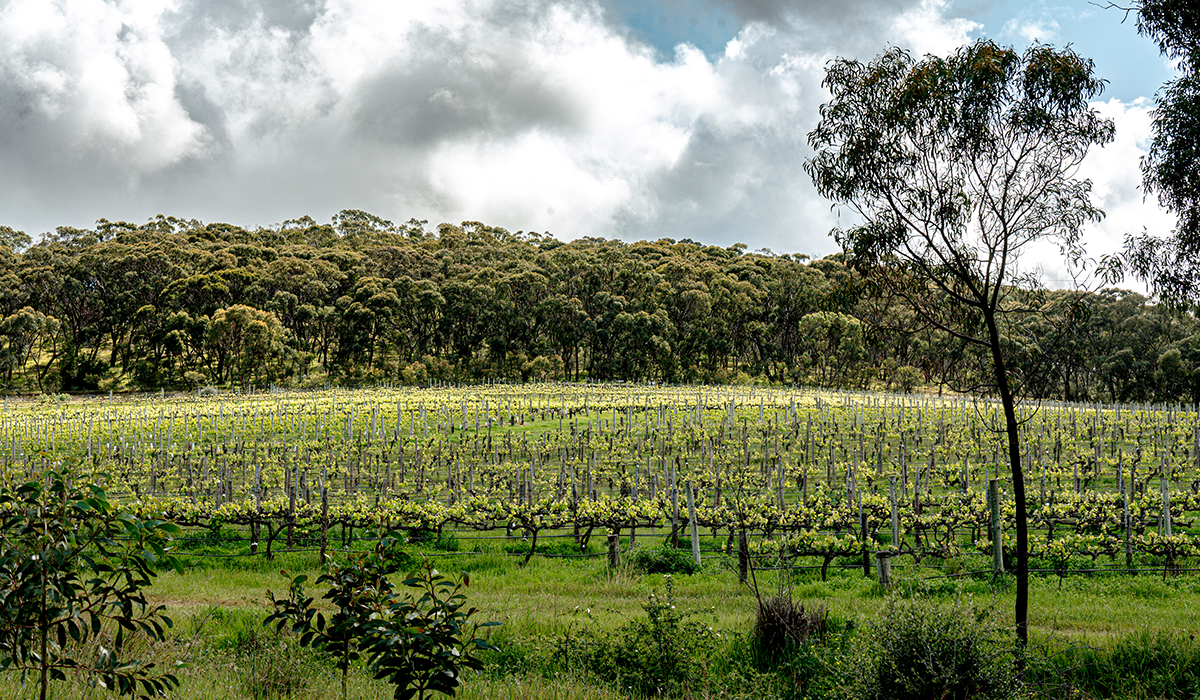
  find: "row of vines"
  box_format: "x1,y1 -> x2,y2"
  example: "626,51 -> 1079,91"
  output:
3,384 -> 1199,575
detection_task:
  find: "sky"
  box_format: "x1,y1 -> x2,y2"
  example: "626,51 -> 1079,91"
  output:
0,0 -> 1182,285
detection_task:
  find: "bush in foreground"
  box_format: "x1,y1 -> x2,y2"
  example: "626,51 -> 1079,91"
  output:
555,577 -> 720,696
266,535 -> 498,700
0,464 -> 183,700
845,594 -> 1020,700
628,542 -> 699,575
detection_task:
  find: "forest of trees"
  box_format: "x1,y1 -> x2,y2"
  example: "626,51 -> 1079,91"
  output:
0,209 -> 1196,404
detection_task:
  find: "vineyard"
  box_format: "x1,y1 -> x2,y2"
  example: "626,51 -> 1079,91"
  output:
4,384 -> 1199,579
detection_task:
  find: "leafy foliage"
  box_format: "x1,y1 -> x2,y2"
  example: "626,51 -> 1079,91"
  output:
806,38 -> 1116,647
266,538 -> 496,700
1028,629 -> 1200,699
846,595 -> 1020,700
1115,0 -> 1200,305
0,463 -> 183,700
628,542 -> 699,575
0,205 -> 1195,399
557,577 -> 720,697
265,537 -> 406,699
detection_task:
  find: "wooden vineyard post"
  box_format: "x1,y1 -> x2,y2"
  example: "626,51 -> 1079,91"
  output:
776,458 -> 785,511
962,454 -> 969,495
608,531 -> 620,569
860,498 -> 870,577
712,441 -> 722,507
876,429 -> 884,478
1040,442 -> 1047,503
1124,468 -> 1133,568
889,477 -> 899,548
287,450 -> 296,548
571,463 -> 579,545
686,480 -> 701,567
1117,450 -> 1124,494
988,478 -> 1004,575
1161,477 -> 1172,537
670,458 -> 679,549
587,454 -> 594,501
248,469 -> 262,554
320,467 -> 329,561
737,529 -> 749,584
876,551 -> 892,588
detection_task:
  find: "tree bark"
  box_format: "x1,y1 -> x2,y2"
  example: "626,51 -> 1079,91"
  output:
985,309 -> 1029,650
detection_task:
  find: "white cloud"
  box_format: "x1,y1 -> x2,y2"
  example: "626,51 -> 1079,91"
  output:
1022,98 -> 1174,293
1076,98 -> 1176,290
998,6 -> 1061,45
0,0 -> 1007,260
0,0 -> 209,181
892,0 -> 980,57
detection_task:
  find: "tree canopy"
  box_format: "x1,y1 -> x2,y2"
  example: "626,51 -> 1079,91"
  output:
806,39 -> 1116,647
1117,0 -> 1200,305
0,208 -> 1193,403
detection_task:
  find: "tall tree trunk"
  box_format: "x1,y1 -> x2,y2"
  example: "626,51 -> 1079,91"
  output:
985,310 -> 1029,651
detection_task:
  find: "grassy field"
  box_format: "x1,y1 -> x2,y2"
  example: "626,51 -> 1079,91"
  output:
3,384 -> 1200,698
6,535 -> 1199,700
151,544 -> 1200,640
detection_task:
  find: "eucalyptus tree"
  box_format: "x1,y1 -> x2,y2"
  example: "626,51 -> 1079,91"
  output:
805,40 -> 1115,646
1115,0 -> 1200,305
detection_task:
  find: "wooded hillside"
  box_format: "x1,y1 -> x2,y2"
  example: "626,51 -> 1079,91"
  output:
0,210 -> 1196,402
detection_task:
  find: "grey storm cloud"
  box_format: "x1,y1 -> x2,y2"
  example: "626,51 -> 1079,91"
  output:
712,0 -> 914,27
348,24 -> 586,148
0,0 -> 975,255
164,0 -> 328,36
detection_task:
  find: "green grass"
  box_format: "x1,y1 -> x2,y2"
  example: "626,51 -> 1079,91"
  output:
152,542 -> 1200,640
12,537 -> 1200,699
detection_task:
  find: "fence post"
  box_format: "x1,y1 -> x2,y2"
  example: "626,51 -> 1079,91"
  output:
1121,452 -> 1132,568
860,500 -> 870,578
670,458 -> 680,549
319,467 -> 329,561
989,478 -> 1004,575
738,529 -> 749,584
876,551 -> 892,588
889,476 -> 899,548
1161,477 -> 1172,537
686,480 -> 701,567
607,531 -> 620,569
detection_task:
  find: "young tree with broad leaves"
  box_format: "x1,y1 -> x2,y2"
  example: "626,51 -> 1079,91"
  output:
805,40 -> 1115,648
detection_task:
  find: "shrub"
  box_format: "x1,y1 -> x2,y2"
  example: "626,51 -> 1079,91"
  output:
628,542 -> 699,575
266,534 -> 497,700
846,594 -> 1020,700
557,577 -> 719,697
752,594 -> 828,660
894,365 -> 922,393
0,464 -> 184,700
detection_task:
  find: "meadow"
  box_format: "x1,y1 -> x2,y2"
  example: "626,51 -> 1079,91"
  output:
2,383 -> 1200,698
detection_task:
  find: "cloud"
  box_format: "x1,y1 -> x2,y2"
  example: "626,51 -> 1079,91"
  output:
892,0 -> 980,57
1076,98 -> 1177,287
0,0 -> 981,258
1018,98 -> 1174,293
999,8 -> 1060,45
700,0 -> 976,56
0,0 -> 210,189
